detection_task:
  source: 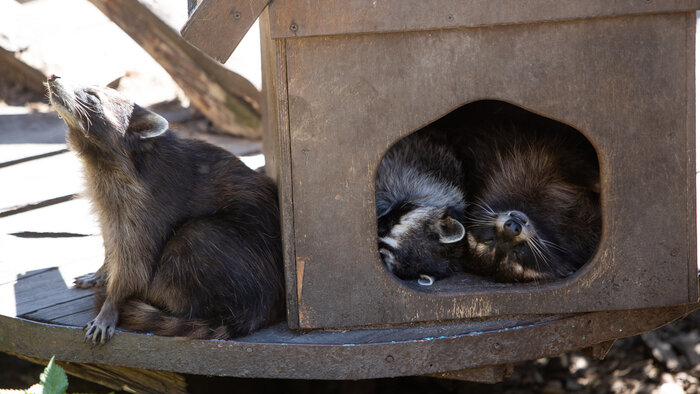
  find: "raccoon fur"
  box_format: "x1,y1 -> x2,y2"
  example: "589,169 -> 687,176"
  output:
375,132 -> 467,280
46,75 -> 285,344
458,102 -> 601,283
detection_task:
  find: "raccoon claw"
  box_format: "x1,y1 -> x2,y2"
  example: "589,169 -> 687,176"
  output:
84,318 -> 115,345
74,273 -> 105,288
418,274 -> 435,286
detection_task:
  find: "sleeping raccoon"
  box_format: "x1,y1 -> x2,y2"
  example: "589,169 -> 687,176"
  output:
46,75 -> 285,344
375,132 -> 467,282
459,103 -> 601,283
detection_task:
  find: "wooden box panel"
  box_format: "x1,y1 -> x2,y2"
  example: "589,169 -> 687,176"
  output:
263,11 -> 697,329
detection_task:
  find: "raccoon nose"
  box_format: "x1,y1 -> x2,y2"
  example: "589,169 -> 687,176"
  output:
503,219 -> 522,238
508,211 -> 529,225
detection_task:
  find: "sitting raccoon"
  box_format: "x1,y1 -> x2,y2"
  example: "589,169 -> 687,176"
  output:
459,103 -> 601,283
375,132 -> 467,282
47,75 -> 285,344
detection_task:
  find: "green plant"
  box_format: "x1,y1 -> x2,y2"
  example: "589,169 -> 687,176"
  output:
0,356 -> 68,394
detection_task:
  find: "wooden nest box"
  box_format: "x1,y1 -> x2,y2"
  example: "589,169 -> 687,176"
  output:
186,0 -> 700,331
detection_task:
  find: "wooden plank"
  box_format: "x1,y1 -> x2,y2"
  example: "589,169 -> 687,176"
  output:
0,112 -> 68,165
0,198 -> 99,237
685,13 -> 699,302
0,26 -> 46,96
0,152 -> 83,216
22,294 -> 95,327
268,0 -> 700,39
0,234 -> 103,285
88,0 -> 263,139
264,27 -> 301,328
13,353 -> 187,394
181,0 -> 271,63
428,364 -> 514,383
0,304 -> 697,379
12,268 -> 94,317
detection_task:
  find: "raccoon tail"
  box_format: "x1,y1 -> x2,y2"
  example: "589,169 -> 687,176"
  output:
118,300 -> 230,339
92,289 -> 229,339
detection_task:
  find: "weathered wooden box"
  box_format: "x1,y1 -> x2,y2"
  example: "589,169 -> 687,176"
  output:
260,1 -> 699,330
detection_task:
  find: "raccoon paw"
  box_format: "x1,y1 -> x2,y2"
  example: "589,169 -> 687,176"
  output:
85,305 -> 118,345
74,272 -> 105,288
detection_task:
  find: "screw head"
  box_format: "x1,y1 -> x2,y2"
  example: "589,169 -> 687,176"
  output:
290,23 -> 298,32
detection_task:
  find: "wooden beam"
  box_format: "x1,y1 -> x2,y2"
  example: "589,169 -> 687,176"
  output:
182,0 -> 271,63
0,46 -> 46,96
11,353 -> 187,394
88,0 -> 262,139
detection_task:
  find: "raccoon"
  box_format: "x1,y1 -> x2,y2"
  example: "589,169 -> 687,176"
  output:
375,132 -> 467,281
46,75 -> 285,344
459,103 -> 601,283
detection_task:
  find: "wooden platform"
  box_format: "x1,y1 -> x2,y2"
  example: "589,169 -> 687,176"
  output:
1,110 -> 698,390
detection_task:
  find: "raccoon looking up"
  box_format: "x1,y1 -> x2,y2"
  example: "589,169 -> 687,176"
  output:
460,105 -> 601,283
46,75 -> 285,344
375,132 -> 467,281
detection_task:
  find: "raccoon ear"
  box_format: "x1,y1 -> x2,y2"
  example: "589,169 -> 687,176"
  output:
127,104 -> 169,139
437,217 -> 465,244
379,248 -> 397,272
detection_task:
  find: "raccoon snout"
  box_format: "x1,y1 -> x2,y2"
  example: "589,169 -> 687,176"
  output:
503,219 -> 522,238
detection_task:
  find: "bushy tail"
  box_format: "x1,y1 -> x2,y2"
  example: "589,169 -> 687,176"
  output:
118,300 -> 230,339
93,289 -> 229,339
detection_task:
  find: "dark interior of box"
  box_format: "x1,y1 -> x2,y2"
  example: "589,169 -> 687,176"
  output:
376,100 -> 602,293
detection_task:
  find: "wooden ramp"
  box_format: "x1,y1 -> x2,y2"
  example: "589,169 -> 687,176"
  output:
1,110 -> 698,393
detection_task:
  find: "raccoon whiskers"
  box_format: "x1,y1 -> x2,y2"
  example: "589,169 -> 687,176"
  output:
526,238 -> 550,270
72,96 -> 94,134
541,239 -> 570,255
470,199 -> 496,216
465,207 -> 495,227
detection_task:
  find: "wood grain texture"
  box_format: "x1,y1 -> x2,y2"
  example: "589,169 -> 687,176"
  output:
88,0 -> 262,138
277,13 -> 697,328
0,304 -> 697,379
0,152 -> 82,216
685,12 -> 699,303
260,9 -> 300,328
181,0 -> 271,63
0,46 -> 46,95
268,0 -> 700,39
12,353 -> 187,394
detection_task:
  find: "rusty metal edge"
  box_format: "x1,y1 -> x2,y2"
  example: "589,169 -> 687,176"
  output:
268,1 -> 700,40
1,303 -> 697,380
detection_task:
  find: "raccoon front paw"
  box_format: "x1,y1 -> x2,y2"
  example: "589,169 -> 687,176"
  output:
74,272 -> 105,288
85,306 -> 118,345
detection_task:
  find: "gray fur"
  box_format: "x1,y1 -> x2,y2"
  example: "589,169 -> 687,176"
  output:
375,132 -> 467,280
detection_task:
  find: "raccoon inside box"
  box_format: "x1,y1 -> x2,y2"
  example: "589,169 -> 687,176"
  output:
376,100 -> 601,291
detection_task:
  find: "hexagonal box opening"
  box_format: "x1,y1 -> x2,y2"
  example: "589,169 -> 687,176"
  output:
376,100 -> 601,290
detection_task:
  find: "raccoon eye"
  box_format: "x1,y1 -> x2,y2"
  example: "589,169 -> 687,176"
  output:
481,238 -> 495,246
510,250 -> 520,261
84,90 -> 101,102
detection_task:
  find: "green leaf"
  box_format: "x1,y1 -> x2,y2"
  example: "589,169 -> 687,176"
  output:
39,357 -> 68,394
